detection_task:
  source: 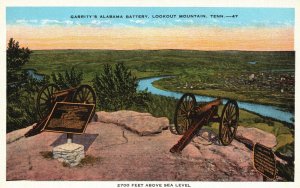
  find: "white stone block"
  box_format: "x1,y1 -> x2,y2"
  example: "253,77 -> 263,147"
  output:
52,143 -> 85,167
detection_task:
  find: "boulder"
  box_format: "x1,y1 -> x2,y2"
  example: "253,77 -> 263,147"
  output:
236,126 -> 277,148
6,124 -> 34,144
190,128 -> 259,179
96,111 -> 169,136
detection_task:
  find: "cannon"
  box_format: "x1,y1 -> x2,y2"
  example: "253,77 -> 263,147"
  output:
170,93 -> 239,153
25,84 -> 96,137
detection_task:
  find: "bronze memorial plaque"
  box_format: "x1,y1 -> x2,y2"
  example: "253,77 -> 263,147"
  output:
253,143 -> 276,179
42,102 -> 95,134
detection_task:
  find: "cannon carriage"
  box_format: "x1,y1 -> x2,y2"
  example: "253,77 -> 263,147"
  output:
170,93 -> 239,153
36,84 -> 96,119
25,84 -> 96,137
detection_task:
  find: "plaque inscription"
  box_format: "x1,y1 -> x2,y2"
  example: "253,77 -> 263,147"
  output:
42,102 -> 95,134
253,143 -> 276,179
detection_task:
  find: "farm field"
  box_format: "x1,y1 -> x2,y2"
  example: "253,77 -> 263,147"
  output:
25,49 -> 295,112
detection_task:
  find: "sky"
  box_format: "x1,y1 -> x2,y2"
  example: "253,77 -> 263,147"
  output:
6,7 -> 295,51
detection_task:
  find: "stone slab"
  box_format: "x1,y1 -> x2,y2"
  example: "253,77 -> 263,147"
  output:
53,143 -> 85,167
96,110 -> 169,136
236,126 -> 277,148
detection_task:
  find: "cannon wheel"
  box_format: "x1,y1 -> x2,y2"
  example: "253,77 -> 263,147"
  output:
36,84 -> 59,119
72,85 -> 97,116
173,93 -> 197,135
219,100 -> 239,146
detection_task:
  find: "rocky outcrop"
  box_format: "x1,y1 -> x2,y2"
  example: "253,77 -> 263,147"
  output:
191,129 -> 259,180
6,124 -> 34,144
236,126 -> 277,148
96,111 -> 169,136
7,111 -> 267,181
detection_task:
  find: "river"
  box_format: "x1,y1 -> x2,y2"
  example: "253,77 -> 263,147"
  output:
27,69 -> 294,124
137,76 -> 294,124
26,69 -> 44,80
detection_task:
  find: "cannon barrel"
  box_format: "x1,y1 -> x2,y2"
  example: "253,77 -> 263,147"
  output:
170,99 -> 221,153
171,93 -> 239,149
194,98 -> 222,113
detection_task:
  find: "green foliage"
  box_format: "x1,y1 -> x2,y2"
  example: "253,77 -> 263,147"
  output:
7,38 -> 32,98
92,63 -> 150,111
51,67 -> 83,89
276,142 -> 294,181
7,76 -> 49,133
6,38 -> 49,132
7,38 -> 32,82
253,117 -> 275,126
277,162 -> 294,181
133,94 -> 176,123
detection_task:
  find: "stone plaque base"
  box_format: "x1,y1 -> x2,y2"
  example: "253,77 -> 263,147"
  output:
53,143 -> 85,167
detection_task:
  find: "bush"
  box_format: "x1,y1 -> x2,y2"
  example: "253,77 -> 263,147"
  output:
276,142 -> 294,181
92,63 -> 150,111
7,73 -> 49,132
51,67 -> 83,89
134,94 -> 177,123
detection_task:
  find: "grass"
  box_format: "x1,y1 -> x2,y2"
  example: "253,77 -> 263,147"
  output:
40,151 -> 53,159
63,155 -> 102,168
40,150 -> 102,168
130,94 -> 177,124
77,155 -> 102,167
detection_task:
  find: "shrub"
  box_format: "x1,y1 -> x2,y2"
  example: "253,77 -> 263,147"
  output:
138,94 -> 177,123
92,63 -> 150,111
51,67 -> 83,89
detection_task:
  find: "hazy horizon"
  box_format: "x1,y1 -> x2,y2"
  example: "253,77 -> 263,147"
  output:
7,7 -> 294,51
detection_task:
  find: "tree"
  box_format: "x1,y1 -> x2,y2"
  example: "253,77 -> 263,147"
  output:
7,38 -> 31,74
6,38 -> 48,132
7,38 -> 32,99
92,63 -> 149,111
51,67 -> 83,89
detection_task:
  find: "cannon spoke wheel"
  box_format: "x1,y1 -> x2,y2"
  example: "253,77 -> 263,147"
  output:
72,85 -> 97,117
219,100 -> 239,146
173,93 -> 196,135
36,84 -> 59,119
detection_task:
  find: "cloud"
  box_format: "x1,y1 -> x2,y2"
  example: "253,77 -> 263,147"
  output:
14,19 -> 74,26
40,19 -> 59,25
90,20 -> 111,25
129,20 -> 147,24
250,19 -> 294,27
64,20 -> 74,25
174,19 -> 194,24
151,19 -> 166,25
40,19 -> 74,25
15,19 -> 38,24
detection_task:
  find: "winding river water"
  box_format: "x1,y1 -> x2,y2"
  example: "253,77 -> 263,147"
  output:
27,69 -> 294,124
137,76 -> 294,124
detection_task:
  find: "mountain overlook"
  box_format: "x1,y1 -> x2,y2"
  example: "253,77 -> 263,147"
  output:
7,110 -> 279,181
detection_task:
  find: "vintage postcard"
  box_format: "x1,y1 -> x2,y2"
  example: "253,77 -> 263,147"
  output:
2,0 -> 299,187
